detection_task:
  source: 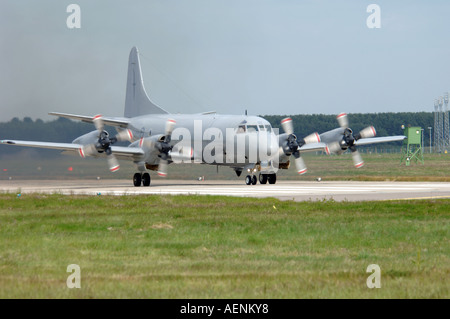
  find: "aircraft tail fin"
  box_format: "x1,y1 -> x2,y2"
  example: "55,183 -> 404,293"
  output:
124,47 -> 168,118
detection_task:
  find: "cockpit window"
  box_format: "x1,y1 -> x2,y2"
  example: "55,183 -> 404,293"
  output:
247,125 -> 258,133
265,125 -> 272,132
236,125 -> 246,133
258,125 -> 266,131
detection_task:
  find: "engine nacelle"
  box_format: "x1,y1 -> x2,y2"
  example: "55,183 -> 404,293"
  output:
72,130 -> 101,145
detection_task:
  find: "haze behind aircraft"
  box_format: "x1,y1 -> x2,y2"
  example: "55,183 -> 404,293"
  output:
1,47 -> 405,186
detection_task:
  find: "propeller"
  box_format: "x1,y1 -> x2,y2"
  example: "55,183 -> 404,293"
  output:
327,113 -> 376,168
137,119 -> 187,177
156,119 -> 176,177
280,117 -> 320,175
79,115 -> 134,172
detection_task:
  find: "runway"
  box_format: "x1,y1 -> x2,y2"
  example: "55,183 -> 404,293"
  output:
1,179 -> 450,201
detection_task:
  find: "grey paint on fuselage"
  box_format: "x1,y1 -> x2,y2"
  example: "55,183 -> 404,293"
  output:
127,113 -> 279,168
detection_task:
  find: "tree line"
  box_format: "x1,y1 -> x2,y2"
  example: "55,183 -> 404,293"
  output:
262,112 -> 433,141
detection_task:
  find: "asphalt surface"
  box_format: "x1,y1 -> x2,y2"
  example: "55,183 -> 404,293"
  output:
1,179 -> 450,201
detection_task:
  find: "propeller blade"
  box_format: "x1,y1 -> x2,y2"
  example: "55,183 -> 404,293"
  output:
327,141 -> 341,154
165,119 -> 176,136
302,132 -> 321,144
114,129 -> 134,142
294,156 -> 307,175
281,117 -> 294,135
157,159 -> 168,177
170,146 -> 193,162
107,154 -> 120,172
93,115 -> 104,132
79,144 -> 97,157
351,150 -> 364,168
139,137 -> 156,149
357,126 -> 376,139
336,113 -> 348,129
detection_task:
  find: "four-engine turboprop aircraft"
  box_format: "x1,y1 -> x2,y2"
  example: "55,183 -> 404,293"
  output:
0,47 -> 405,186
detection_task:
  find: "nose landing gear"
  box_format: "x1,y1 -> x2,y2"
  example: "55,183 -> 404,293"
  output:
245,175 -> 257,185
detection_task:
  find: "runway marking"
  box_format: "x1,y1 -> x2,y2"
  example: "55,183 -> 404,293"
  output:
2,180 -> 450,202
385,195 -> 450,201
73,184 -> 443,198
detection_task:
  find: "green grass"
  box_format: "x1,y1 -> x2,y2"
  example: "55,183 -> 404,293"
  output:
0,194 -> 448,298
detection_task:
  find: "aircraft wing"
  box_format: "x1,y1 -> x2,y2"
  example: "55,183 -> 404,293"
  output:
299,142 -> 328,153
0,139 -> 144,160
355,136 -> 406,146
49,112 -> 130,128
1,139 -> 82,151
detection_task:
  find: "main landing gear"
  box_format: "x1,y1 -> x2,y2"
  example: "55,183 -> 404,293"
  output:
245,173 -> 277,185
133,172 -> 151,187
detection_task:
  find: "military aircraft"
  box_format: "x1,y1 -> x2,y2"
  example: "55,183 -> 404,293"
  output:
0,47 -> 405,186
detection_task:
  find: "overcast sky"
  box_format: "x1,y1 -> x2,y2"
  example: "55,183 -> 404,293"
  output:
1,0 -> 449,121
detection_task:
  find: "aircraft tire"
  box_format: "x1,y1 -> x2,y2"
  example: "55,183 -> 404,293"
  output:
133,173 -> 142,187
142,173 -> 151,187
268,173 -> 277,184
251,175 -> 257,185
259,173 -> 268,184
245,175 -> 252,185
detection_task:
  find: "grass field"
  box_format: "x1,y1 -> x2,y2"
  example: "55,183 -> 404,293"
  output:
0,194 -> 448,298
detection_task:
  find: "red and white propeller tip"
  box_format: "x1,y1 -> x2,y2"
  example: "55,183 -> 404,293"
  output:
93,114 -> 104,132
352,151 -> 364,168
78,144 -> 97,158
165,119 -> 176,136
336,113 -> 348,129
157,160 -> 168,177
107,155 -> 120,172
281,117 -> 294,135
359,126 -> 376,139
115,129 -> 134,142
326,141 -> 341,155
303,132 -> 321,144
295,156 -> 307,175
